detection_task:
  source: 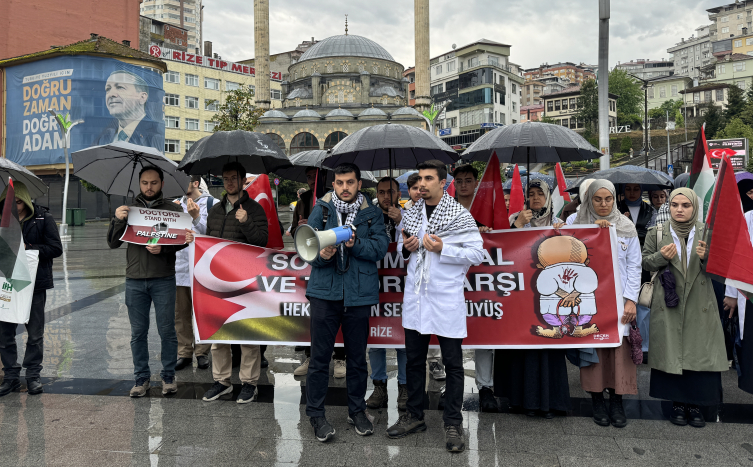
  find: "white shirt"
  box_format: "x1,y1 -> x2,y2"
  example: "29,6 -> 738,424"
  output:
669,224 -> 696,270
617,235 -> 642,337
175,194 -> 211,287
113,117 -> 144,143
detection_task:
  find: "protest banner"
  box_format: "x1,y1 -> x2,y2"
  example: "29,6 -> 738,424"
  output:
190,225 -> 626,349
120,207 -> 192,245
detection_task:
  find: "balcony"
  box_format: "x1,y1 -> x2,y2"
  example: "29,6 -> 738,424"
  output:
458,59 -> 520,76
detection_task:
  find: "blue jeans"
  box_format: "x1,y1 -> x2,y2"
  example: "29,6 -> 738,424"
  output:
369,348 -> 406,384
636,304 -> 650,352
125,276 -> 177,381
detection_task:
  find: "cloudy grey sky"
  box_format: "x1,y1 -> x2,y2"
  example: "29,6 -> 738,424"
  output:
203,0 -> 717,69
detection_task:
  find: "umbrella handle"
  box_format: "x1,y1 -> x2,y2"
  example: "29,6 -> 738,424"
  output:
126,158 -> 138,200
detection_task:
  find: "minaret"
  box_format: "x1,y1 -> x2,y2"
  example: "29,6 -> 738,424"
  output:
254,0 -> 271,110
413,0 -> 430,111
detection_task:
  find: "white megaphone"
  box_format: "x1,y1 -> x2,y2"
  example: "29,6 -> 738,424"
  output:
294,224 -> 354,263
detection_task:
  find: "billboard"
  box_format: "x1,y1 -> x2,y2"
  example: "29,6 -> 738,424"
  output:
4,55 -> 165,166
707,138 -> 748,172
148,46 -> 283,81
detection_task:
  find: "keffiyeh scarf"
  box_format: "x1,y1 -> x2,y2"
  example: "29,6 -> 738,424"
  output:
332,191 -> 364,259
402,192 -> 478,293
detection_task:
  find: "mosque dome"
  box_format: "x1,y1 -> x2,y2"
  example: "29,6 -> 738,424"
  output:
391,107 -> 422,118
325,108 -> 355,119
298,35 -> 395,62
358,107 -> 388,119
259,109 -> 289,120
292,109 -> 321,120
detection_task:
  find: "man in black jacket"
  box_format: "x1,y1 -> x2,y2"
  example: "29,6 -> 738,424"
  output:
201,162 -> 269,404
107,166 -> 187,398
0,181 -> 62,396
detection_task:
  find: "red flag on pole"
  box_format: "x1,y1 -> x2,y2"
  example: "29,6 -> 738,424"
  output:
446,178 -> 456,197
245,174 -> 284,250
508,164 -> 525,215
469,152 -> 510,230
704,154 -> 753,294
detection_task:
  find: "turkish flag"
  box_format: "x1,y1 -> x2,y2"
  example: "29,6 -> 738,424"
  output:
447,178 -> 456,197
470,152 -> 510,229
509,164 -> 525,215
245,174 -> 284,250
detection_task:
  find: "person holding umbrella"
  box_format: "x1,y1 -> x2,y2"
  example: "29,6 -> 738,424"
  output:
107,166 -> 187,397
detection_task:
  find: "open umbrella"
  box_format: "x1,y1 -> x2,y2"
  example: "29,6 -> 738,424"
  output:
0,159 -> 48,198
323,123 -> 459,174
71,141 -> 189,198
274,150 -> 378,187
177,130 -> 292,175
566,166 -> 674,194
503,172 -> 555,191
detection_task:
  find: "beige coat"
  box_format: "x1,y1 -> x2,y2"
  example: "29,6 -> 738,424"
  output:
641,221 -> 728,375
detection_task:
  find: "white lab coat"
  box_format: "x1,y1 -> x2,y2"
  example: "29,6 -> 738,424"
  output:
397,207 -> 485,338
175,193 -> 212,287
725,210 -> 753,339
616,235 -> 642,337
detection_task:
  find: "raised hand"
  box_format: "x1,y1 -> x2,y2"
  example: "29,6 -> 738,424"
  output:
236,205 -> 248,224
186,198 -> 200,219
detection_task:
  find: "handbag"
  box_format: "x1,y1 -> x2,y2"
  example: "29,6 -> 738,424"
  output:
627,319 -> 644,365
637,224 -> 663,308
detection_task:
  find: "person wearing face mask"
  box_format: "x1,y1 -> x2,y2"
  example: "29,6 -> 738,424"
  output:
642,188 -> 727,428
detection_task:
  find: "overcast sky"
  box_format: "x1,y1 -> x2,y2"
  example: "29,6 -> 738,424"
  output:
203,0 -> 717,70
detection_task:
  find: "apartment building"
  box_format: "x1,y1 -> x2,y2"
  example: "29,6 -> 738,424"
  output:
667,26 -> 713,78
541,86 -> 617,130
708,1 -> 753,41
523,62 -> 595,85
614,59 -> 674,80
645,75 -> 694,110
140,0 -> 202,53
521,79 -> 545,106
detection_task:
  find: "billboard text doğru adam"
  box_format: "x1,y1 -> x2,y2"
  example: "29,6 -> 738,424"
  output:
4,55 -> 165,166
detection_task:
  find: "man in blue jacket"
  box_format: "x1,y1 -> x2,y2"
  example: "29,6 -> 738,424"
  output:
305,162 -> 389,442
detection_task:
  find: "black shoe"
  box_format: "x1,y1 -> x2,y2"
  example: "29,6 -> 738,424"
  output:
608,391 -> 627,428
366,379 -> 388,409
26,378 -> 43,395
0,379 -> 21,397
310,416 -> 335,442
591,392 -> 610,427
347,411 -> 374,436
236,383 -> 257,404
670,402 -> 688,426
261,356 -> 269,368
175,357 -> 192,371
196,355 -> 209,370
386,413 -> 427,438
479,387 -> 499,413
687,405 -> 706,428
444,424 -> 466,452
202,382 -> 233,401
542,411 -> 555,419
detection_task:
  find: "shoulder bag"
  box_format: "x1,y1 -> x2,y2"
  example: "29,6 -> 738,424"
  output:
637,224 -> 663,308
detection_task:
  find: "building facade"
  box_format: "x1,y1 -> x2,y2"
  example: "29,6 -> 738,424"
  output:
140,0 -> 202,53
523,62 -> 595,85
541,86 -> 617,130
679,82 -> 730,116
708,1 -> 753,41
711,53 -> 753,90
240,38 -> 320,83
520,104 -> 545,122
667,27 -> 712,78
646,75 -> 694,110
139,16 -> 188,53
614,59 -> 674,80
521,79 -> 544,106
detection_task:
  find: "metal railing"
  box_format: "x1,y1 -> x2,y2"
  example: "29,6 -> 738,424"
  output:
458,60 -> 522,76
622,140 -> 695,177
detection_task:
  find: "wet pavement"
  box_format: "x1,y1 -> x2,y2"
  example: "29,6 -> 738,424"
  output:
2,219 -> 753,466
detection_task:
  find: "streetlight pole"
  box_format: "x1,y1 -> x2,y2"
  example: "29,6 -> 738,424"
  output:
48,110 -> 83,242
598,0 -> 610,170
629,74 -> 651,168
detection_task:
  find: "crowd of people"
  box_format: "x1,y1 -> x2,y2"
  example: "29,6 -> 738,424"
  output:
0,157 -> 751,454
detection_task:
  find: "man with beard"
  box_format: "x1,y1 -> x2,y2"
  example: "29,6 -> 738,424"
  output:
107,166 -> 187,397
95,70 -> 162,150
201,162 -> 268,404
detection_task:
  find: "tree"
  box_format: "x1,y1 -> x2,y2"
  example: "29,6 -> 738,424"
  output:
714,117 -> 753,140
539,115 -> 557,124
608,69 -> 643,125
620,136 -> 632,152
725,85 -> 746,122
674,109 -> 684,128
577,79 -> 599,133
703,103 -> 724,138
80,179 -> 111,218
209,87 -> 264,132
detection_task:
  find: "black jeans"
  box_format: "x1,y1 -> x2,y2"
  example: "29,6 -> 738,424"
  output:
305,297 -> 370,418
405,328 -> 464,426
0,290 -> 46,380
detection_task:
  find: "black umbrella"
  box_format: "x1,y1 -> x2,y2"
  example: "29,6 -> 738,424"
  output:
177,130 -> 292,175
322,123 -> 459,173
0,158 -> 48,198
274,149 -> 379,188
71,141 -> 190,198
566,166 -> 674,194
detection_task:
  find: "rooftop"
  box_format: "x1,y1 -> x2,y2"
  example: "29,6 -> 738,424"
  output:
297,34 -> 395,62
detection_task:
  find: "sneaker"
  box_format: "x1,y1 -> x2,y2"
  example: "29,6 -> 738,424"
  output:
444,424 -> 466,452
429,361 -> 446,380
310,416 -> 335,442
347,411 -> 374,436
202,382 -> 232,401
386,412 -> 427,439
161,376 -> 177,396
130,377 -> 150,398
0,379 -> 21,397
237,383 -> 257,404
366,379 -> 388,409
196,355 -> 210,370
479,387 -> 499,413
397,383 -> 408,411
333,359 -> 346,378
26,378 -> 43,395
294,357 -> 310,376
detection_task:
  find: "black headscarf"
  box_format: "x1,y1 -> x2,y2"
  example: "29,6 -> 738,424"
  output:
738,178 -> 753,213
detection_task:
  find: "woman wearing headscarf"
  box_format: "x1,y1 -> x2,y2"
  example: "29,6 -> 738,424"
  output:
565,179 -> 594,225
642,188 -> 727,428
723,175 -> 753,394
493,179 -> 571,418
649,190 -> 668,211
574,180 -> 640,428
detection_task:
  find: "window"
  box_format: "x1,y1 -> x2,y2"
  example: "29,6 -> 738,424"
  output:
185,96 -> 198,109
186,74 -> 199,86
569,98 -> 576,109
561,99 -> 568,110
722,27 -> 730,33
372,64 -> 378,74
511,83 -> 517,93
719,64 -> 727,74
165,71 -> 180,83
205,77 -> 220,90
270,89 -> 281,99
204,121 -> 216,132
447,117 -> 457,127
165,139 -> 179,153
226,81 -> 241,91
561,118 -> 568,127
512,101 -> 516,111
740,24 -> 745,30
705,90 -> 713,102
204,99 -> 218,111
671,85 -> 678,96
185,118 -> 199,131
717,89 -> 725,101
458,67 -> 494,89
447,61 -> 456,72
164,93 -> 179,106
735,62 -> 746,72
736,40 -> 743,47
554,100 -> 561,111
547,101 -> 554,112
185,141 -> 196,152
435,65 -> 442,75
659,86 -> 666,98
165,116 -> 179,128
430,83 -> 444,95
722,16 -> 729,22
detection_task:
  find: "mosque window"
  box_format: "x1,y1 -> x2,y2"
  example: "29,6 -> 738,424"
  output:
382,96 -> 388,105
328,93 -> 336,104
338,90 -> 344,103
347,93 -> 354,103
327,63 -> 333,73
373,64 -> 379,74
342,62 -> 349,72
294,71 -> 298,80
358,62 -> 365,72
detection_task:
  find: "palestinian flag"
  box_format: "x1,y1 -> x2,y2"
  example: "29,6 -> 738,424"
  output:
688,124 -> 715,221
0,178 -> 33,292
552,163 -> 571,218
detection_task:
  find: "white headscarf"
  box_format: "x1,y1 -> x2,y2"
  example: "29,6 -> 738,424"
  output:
574,179 -> 637,238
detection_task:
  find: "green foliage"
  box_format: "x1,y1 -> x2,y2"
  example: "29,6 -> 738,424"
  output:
268,175 -> 307,206
725,85 -> 746,121
539,115 -> 557,124
79,180 -> 101,193
714,118 -> 753,140
577,79 -> 599,133
620,136 -> 632,152
648,99 -> 684,120
703,103 -> 724,139
674,109 -> 684,128
608,69 -> 644,124
209,87 -> 264,132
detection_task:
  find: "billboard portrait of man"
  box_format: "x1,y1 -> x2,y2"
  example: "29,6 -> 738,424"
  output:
96,70 -> 162,148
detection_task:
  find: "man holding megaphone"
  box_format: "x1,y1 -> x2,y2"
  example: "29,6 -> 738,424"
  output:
300,162 -> 390,443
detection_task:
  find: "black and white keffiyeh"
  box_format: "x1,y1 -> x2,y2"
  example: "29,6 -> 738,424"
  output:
402,191 -> 478,292
332,191 -> 364,259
